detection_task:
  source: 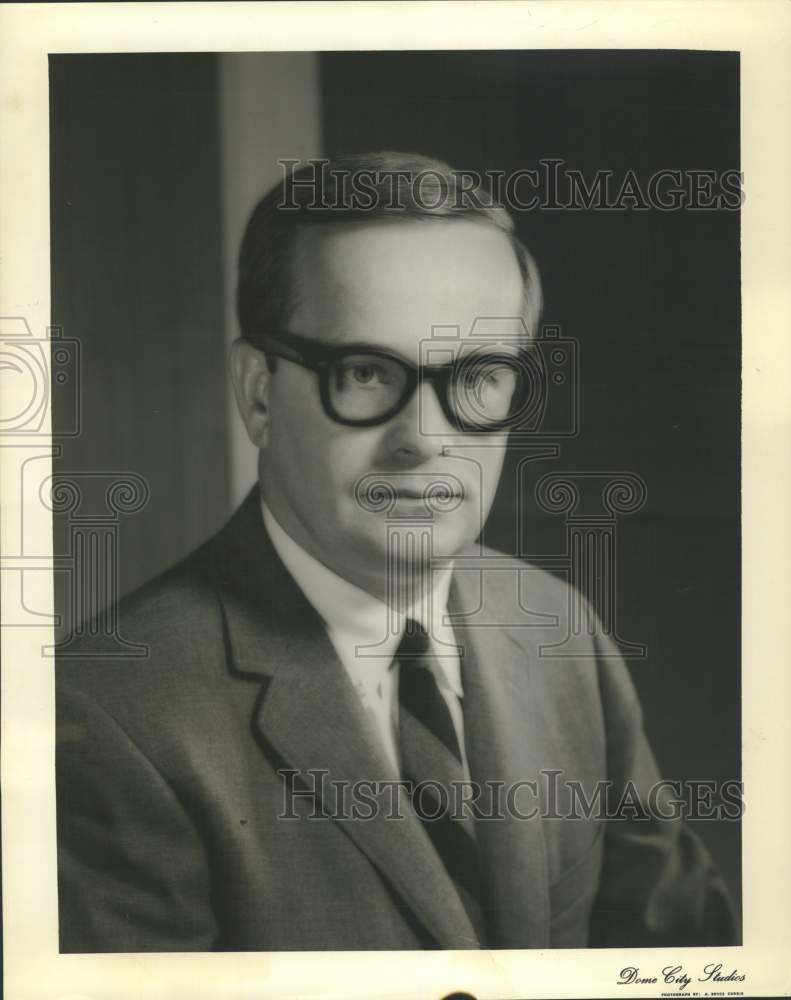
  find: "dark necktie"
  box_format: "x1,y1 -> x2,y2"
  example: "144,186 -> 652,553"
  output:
396,618 -> 486,943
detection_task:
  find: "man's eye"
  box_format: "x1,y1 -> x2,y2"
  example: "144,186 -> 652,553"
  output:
462,366 -> 503,388
344,363 -> 389,386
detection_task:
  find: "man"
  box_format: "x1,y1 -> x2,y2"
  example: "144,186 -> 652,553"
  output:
56,152 -> 736,951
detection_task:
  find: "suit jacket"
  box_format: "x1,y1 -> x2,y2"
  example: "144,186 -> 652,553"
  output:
56,488 -> 737,951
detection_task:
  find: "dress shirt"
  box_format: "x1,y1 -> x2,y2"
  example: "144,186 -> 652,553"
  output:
261,500 -> 469,778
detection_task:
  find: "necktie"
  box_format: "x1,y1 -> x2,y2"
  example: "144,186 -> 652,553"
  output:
396,618 -> 486,943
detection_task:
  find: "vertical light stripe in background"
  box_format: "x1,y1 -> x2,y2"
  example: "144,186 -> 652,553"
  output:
218,53 -> 323,508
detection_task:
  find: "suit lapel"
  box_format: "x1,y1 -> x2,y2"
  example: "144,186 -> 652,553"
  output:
450,572 -> 550,949
208,491 -> 481,950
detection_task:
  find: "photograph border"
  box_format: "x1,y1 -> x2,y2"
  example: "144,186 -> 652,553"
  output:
2,3 -> 790,998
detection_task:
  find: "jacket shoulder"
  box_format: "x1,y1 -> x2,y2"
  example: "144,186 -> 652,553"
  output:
454,544 -> 636,704
453,543 -> 580,626
55,540 -> 226,705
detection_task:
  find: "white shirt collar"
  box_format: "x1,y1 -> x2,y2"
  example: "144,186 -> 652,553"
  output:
260,499 -> 462,698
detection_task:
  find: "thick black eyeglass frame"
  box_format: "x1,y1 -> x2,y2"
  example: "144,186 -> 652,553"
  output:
255,328 -> 528,433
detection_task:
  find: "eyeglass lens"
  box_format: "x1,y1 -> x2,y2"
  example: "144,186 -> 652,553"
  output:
329,354 -> 409,421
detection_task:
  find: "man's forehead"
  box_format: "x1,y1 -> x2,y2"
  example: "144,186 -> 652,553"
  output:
297,216 -> 520,276
289,218 -> 525,345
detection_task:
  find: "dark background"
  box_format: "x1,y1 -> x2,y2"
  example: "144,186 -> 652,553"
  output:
51,51 -> 741,915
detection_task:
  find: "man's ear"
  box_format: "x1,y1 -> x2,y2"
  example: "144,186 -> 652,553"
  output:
229,338 -> 272,449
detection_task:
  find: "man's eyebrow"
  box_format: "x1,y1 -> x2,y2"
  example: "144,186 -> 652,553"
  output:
332,343 -> 479,367
321,337 -> 524,365
327,338 -> 415,362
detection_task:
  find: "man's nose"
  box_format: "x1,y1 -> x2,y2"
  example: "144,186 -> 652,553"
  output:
383,380 -> 455,462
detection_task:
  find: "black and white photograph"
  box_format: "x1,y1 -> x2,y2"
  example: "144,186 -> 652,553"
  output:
2,4 -> 790,999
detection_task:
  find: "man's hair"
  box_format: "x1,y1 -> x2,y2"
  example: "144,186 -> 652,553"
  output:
236,151 -> 542,349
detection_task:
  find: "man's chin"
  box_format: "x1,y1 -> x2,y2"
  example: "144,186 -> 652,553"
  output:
359,519 -> 472,563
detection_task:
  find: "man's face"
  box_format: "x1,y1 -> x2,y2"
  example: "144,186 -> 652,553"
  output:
252,218 -> 525,595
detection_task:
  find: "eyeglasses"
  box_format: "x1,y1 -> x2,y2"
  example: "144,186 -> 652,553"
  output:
257,329 -> 534,433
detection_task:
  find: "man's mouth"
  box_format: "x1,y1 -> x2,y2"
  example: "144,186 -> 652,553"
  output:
355,473 -> 467,513
392,488 -> 460,500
